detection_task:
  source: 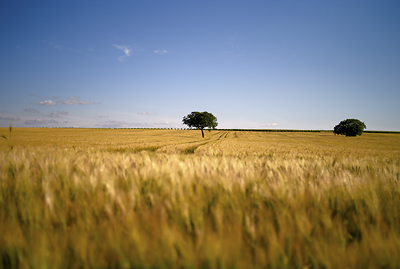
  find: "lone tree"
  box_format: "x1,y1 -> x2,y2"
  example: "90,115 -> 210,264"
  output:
333,119 -> 366,137
182,111 -> 218,138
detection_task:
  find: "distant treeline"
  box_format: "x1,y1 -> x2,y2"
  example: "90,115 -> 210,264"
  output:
218,129 -> 400,134
34,127 -> 400,133
363,130 -> 400,134
216,129 -> 324,132
43,127 -> 322,132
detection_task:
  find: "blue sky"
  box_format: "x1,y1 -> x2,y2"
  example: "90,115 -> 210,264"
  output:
1,1 -> 399,130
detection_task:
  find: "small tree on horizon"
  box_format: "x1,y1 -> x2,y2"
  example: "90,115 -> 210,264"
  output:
182,111 -> 218,138
333,119 -> 366,137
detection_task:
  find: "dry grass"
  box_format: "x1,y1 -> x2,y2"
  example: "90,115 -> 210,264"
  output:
0,128 -> 399,268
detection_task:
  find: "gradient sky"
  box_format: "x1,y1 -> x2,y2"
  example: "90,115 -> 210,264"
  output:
1,1 -> 399,130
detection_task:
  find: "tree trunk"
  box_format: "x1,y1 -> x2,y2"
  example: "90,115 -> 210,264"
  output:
201,128 -> 204,138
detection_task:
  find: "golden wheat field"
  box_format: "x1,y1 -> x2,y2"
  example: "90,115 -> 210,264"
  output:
1,127 -> 400,268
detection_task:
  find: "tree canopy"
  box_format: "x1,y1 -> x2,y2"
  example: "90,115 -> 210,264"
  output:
182,111 -> 218,138
333,119 -> 366,137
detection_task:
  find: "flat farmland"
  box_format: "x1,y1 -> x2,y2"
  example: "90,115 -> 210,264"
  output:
1,128 -> 400,268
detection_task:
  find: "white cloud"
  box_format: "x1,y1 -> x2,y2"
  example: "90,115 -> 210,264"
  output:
265,123 -> 278,127
25,119 -> 59,125
48,111 -> 68,117
153,49 -> 167,54
37,100 -> 57,106
0,116 -> 20,121
113,45 -> 132,61
137,112 -> 157,115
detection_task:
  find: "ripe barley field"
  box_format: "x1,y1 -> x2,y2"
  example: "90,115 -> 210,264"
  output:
1,128 -> 400,268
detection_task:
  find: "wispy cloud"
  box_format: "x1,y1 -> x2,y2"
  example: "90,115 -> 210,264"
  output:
93,120 -> 179,128
43,41 -> 91,56
36,96 -> 99,106
58,97 -> 100,105
137,112 -> 157,115
38,100 -> 57,106
95,121 -> 132,128
0,116 -> 20,121
265,123 -> 278,127
24,108 -> 40,113
95,121 -> 153,128
153,121 -> 171,126
113,45 -> 132,61
44,41 -> 71,52
30,94 -> 60,99
153,49 -> 167,54
58,99 -> 100,105
48,111 -> 68,117
25,119 -> 59,125
95,115 -> 109,119
153,122 -> 181,128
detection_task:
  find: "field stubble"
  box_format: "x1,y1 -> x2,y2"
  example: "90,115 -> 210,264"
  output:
0,128 -> 400,268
